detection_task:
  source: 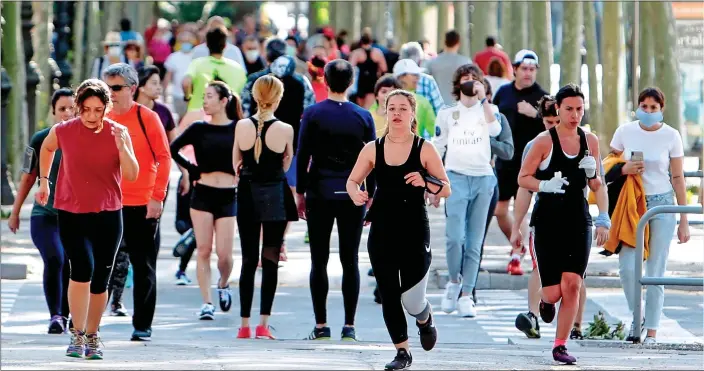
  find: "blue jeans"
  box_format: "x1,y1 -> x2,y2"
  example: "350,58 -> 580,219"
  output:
618,191 -> 677,331
30,215 -> 70,318
445,172 -> 497,293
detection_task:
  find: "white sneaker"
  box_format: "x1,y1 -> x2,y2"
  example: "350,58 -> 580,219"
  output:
642,336 -> 656,345
457,296 -> 476,318
199,303 -> 215,320
441,282 -> 461,313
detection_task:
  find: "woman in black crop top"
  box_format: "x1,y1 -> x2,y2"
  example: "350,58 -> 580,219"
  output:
169,81 -> 243,321
232,75 -> 298,340
346,90 -> 451,370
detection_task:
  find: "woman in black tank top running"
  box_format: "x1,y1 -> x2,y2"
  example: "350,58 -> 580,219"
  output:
232,75 -> 298,341
347,90 -> 451,370
519,84 -> 610,365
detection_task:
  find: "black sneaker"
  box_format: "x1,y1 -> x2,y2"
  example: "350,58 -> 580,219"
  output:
552,345 -> 576,364
539,300 -> 556,324
385,349 -> 412,370
515,312 -> 541,339
305,326 -> 331,340
416,312 -> 437,351
367,268 -> 375,277
373,286 -> 382,304
341,326 -> 357,341
570,326 -> 584,340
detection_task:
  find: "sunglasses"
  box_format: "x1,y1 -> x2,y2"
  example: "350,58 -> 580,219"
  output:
109,84 -> 130,92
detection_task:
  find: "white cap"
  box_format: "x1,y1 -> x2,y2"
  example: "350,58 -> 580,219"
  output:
393,59 -> 422,77
513,49 -> 539,66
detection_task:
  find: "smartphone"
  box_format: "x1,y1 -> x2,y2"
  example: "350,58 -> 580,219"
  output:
631,151 -> 644,162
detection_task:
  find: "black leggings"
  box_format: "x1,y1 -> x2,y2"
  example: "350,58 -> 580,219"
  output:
175,175 -> 197,272
306,198 -> 364,326
237,216 -> 287,318
57,209 -> 123,294
368,206 -> 432,344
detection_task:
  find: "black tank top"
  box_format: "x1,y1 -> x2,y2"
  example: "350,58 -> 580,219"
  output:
357,47 -> 379,95
530,127 -> 592,227
239,117 -> 286,182
372,135 -> 427,208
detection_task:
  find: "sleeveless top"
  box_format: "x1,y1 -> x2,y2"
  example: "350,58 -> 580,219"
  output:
54,118 -> 122,213
357,47 -> 379,95
240,117 -> 286,182
366,135 -> 426,222
530,127 -> 592,228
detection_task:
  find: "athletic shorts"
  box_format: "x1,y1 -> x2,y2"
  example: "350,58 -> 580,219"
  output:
497,166 -> 520,202
190,183 -> 237,220
532,224 -> 591,288
285,154 -> 297,187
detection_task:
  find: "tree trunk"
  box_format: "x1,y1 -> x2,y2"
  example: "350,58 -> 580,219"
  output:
560,1 -> 582,86
500,1 -> 513,56
638,1 -> 654,88
32,1 -> 52,129
361,1 -> 377,31
437,2 -> 451,52
104,2 -> 122,35
470,2 -> 498,57
408,1 -> 425,43
601,1 -> 623,152
503,1 -> 528,57
393,2 -> 408,45
454,1 -> 470,57
85,1 -> 102,79
530,1 -> 553,89
1,2 -> 28,181
652,1 -> 682,131
351,1 -> 362,41
72,1 -> 87,85
374,2 -> 388,43
307,2 -> 319,35
583,1 -> 601,141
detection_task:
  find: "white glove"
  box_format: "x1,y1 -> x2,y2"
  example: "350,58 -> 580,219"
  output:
539,171 -> 570,194
579,155 -> 597,178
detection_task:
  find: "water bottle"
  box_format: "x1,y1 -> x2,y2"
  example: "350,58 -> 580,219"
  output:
173,228 -> 195,257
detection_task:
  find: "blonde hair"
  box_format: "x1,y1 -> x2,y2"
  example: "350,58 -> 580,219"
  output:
383,89 -> 418,137
252,74 -> 284,163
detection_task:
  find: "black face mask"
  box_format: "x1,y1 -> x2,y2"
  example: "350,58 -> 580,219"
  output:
460,81 -> 477,97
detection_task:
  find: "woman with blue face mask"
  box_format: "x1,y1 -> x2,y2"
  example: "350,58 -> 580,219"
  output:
609,87 -> 691,345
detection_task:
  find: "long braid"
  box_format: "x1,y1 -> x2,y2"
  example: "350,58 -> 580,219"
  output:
251,75 -> 284,163
253,106 -> 268,163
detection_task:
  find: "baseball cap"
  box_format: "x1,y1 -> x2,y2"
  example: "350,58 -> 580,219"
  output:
393,59 -> 422,77
513,49 -> 539,66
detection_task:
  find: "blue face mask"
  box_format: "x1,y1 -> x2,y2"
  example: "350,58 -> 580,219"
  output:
180,42 -> 193,52
635,108 -> 663,127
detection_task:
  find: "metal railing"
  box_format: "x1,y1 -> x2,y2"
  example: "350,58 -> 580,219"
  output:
632,205 -> 704,343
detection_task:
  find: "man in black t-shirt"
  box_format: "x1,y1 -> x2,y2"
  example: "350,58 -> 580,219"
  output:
491,50 -> 548,274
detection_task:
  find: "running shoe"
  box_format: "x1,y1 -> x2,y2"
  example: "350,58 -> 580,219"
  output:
626,319 -> 645,342
384,348 -> 412,370
255,325 -> 276,340
552,345 -> 576,364
49,315 -> 65,334
175,270 -> 192,285
236,327 -> 251,339
457,296 -> 476,318
110,303 -> 129,317
416,311 -> 437,351
642,336 -> 656,345
441,281 -> 461,313
66,328 -> 86,358
367,267 -> 375,277
341,326 -> 357,341
507,258 -> 524,276
305,326 -> 331,340
570,326 -> 584,340
373,286 -> 382,304
218,285 -> 233,312
84,333 -> 104,360
199,303 -> 215,320
131,328 -> 152,341
539,300 -> 556,324
515,312 -> 541,339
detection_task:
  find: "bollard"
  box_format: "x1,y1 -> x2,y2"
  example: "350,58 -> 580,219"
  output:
0,69 -> 16,206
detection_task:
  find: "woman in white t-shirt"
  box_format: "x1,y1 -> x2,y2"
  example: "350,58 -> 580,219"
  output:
610,87 -> 691,345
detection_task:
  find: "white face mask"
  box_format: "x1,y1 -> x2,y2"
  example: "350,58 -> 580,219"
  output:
245,50 -> 260,62
108,46 -> 122,57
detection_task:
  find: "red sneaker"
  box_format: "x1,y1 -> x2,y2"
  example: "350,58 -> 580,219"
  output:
255,325 -> 276,340
236,327 -> 251,339
507,259 -> 524,276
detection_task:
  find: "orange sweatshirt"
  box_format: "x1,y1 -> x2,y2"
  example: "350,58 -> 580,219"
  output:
107,103 -> 171,206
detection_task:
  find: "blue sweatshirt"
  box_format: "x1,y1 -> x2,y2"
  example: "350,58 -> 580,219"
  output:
296,99 -> 377,200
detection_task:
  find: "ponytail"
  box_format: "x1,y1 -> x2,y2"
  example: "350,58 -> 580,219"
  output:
226,94 -> 244,121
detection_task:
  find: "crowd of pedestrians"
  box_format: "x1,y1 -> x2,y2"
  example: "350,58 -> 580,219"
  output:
6,13 -> 693,370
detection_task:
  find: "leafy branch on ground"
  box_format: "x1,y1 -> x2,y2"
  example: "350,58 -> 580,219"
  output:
584,311 -> 626,340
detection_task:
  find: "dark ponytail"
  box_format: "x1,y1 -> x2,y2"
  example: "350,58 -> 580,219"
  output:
226,93 -> 244,121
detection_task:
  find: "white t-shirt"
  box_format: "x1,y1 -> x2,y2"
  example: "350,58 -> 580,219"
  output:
610,120 -> 684,195
163,52 -> 193,99
434,102 -> 501,176
192,43 -> 245,67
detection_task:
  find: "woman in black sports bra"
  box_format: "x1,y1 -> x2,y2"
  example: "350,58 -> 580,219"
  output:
232,75 -> 298,340
347,90 -> 451,370
170,81 -> 243,321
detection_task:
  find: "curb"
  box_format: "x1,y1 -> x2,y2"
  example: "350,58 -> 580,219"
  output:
433,270 -> 704,292
0,263 -> 28,280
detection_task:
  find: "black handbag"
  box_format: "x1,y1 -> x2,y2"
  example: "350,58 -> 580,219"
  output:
249,181 -> 287,221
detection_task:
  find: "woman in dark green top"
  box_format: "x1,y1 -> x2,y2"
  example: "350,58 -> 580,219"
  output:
8,88 -> 75,334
